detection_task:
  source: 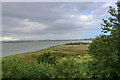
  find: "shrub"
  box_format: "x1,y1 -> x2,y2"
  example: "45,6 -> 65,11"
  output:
37,52 -> 58,65
50,52 -> 70,58
88,35 -> 119,78
88,35 -> 113,60
2,61 -> 57,79
55,59 -> 89,78
88,2 -> 120,78
65,42 -> 89,45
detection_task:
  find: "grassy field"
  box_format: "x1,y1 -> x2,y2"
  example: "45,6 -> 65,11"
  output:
2,42 -> 94,78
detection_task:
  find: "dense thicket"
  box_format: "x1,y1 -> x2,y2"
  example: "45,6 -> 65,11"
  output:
2,58 -> 90,79
37,52 -> 57,65
88,2 -> 120,78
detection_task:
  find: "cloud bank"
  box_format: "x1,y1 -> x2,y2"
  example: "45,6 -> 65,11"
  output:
2,2 -> 116,40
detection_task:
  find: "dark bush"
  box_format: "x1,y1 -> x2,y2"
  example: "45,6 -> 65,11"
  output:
65,42 -> 89,45
55,59 -> 88,78
50,52 -> 69,57
88,35 -> 119,78
37,52 -> 58,65
2,61 -> 57,79
88,2 -> 120,78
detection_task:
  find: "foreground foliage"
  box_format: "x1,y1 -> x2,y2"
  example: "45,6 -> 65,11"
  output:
2,54 -> 92,79
37,52 -> 58,65
88,2 -> 120,78
88,35 -> 119,78
2,61 -> 57,78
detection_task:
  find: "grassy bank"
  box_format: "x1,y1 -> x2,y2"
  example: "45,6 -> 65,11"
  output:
2,42 -> 94,78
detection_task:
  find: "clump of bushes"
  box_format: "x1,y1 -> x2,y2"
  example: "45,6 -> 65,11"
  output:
55,59 -> 89,78
88,2 -> 120,78
65,42 -> 89,45
88,35 -> 113,60
88,35 -> 119,78
2,61 -> 57,79
2,57 -> 91,79
37,52 -> 58,65
37,52 -> 72,65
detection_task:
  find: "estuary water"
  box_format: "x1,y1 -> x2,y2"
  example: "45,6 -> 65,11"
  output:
2,40 -> 91,57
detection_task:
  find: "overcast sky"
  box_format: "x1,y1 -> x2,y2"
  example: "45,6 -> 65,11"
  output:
2,2 -> 116,41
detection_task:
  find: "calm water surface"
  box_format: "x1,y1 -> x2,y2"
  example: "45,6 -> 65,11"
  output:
2,40 -> 91,57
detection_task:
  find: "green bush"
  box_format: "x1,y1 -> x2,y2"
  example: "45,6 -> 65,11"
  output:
88,2 -> 120,78
88,35 -> 113,60
55,59 -> 89,78
65,42 -> 89,45
2,61 -> 57,78
2,58 -> 91,79
88,35 -> 119,78
37,52 -> 58,65
50,52 -> 70,58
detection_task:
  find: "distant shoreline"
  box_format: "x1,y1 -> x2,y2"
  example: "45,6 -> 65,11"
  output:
1,39 -> 93,43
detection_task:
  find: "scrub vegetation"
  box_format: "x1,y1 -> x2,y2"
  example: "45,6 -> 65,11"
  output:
2,42 -> 92,79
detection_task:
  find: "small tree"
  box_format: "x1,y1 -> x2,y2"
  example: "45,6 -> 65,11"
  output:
88,1 -> 120,78
101,1 -> 120,72
101,1 -> 120,51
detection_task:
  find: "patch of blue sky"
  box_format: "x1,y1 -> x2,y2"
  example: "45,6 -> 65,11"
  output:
87,11 -> 91,15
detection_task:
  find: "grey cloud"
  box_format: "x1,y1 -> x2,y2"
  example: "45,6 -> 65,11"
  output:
2,2 -> 105,22
2,2 -> 115,40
